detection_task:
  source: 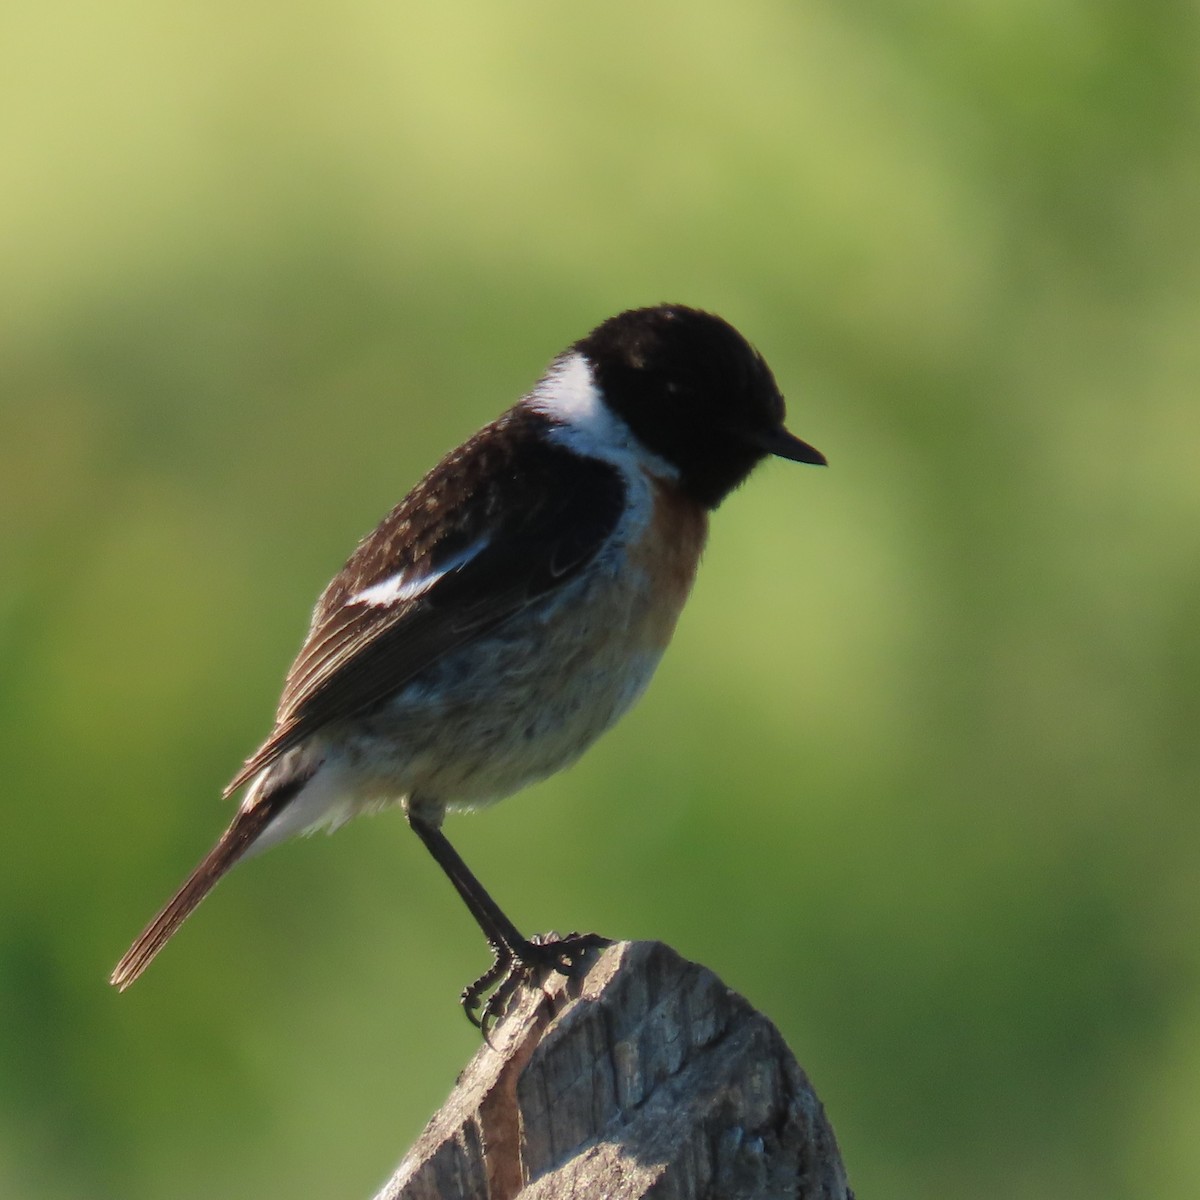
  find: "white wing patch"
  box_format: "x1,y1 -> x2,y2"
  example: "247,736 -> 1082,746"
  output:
348,539 -> 488,608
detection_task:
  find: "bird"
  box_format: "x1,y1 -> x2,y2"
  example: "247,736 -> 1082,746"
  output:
110,304 -> 826,1028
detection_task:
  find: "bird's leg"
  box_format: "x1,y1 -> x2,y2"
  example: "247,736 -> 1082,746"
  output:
406,810 -> 607,1033
406,810 -> 536,959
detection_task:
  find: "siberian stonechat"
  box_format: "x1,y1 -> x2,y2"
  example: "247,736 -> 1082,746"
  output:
111,304 -> 826,1027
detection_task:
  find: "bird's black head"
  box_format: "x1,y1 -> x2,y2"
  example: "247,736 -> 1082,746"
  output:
575,305 -> 825,508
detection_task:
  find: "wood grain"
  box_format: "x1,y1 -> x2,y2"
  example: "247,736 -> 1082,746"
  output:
377,940 -> 852,1200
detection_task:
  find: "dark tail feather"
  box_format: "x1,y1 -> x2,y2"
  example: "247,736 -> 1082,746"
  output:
110,802 -> 277,991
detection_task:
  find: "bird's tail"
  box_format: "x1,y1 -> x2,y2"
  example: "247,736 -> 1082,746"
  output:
110,801 -> 278,991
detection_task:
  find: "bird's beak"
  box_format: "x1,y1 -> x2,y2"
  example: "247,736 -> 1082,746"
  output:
755,425 -> 827,466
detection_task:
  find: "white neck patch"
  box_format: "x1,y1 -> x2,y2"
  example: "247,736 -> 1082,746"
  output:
527,352 -> 678,481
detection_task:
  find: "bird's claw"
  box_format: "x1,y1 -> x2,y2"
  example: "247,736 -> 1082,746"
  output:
460,931 -> 610,1040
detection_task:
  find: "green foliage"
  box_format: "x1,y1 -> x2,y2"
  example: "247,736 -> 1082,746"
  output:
2,2 -> 1198,1197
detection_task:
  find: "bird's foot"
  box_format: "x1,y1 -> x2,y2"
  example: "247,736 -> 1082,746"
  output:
461,930 -> 610,1039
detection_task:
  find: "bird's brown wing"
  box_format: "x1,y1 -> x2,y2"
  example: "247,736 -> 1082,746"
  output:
224,416 -> 626,796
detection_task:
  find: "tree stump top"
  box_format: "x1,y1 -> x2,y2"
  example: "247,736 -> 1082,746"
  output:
378,939 -> 852,1200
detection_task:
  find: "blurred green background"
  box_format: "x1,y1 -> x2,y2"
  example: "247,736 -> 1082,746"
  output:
2,2 -> 1198,1197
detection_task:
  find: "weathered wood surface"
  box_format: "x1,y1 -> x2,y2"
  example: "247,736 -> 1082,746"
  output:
376,940 -> 852,1200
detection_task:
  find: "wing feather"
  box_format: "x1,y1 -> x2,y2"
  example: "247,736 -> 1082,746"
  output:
224,411 -> 626,796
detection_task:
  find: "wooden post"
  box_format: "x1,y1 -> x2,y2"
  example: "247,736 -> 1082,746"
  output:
377,940 -> 853,1200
